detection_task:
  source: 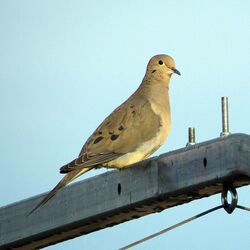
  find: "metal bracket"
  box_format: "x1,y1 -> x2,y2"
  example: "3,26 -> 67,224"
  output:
221,186 -> 238,214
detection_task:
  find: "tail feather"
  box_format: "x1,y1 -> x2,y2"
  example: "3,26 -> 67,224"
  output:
28,168 -> 91,216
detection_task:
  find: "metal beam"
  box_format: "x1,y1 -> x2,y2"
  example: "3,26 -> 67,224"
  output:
1,133 -> 250,249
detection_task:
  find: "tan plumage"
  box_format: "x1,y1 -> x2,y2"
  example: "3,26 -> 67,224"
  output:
29,54 -> 180,215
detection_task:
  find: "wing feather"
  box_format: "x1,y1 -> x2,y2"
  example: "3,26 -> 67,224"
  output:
60,152 -> 123,173
60,97 -> 161,173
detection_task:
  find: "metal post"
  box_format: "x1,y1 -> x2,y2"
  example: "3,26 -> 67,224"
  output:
220,97 -> 231,137
186,127 -> 196,146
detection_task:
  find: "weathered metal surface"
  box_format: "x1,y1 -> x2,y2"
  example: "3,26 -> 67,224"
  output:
1,133 -> 250,249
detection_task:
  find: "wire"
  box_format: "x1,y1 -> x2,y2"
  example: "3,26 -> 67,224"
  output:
236,204 -> 250,211
120,205 -> 223,250
120,186 -> 250,250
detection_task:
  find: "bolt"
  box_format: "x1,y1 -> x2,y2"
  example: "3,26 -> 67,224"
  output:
220,96 -> 231,137
186,127 -> 196,146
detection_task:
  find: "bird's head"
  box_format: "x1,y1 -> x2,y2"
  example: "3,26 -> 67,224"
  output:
146,54 -> 181,79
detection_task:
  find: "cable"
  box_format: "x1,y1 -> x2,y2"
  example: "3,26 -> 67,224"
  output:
120,186 -> 250,250
236,204 -> 250,212
120,205 -> 223,250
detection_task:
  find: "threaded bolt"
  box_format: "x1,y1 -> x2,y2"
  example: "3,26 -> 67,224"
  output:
220,96 -> 231,137
186,127 -> 196,146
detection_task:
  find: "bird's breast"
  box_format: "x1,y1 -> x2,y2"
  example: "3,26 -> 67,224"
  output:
105,100 -> 171,169
105,124 -> 169,168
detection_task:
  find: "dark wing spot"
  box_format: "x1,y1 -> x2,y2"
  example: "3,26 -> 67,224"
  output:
110,134 -> 119,141
98,131 -> 102,135
130,105 -> 134,109
132,110 -> 136,115
152,70 -> 156,73
93,136 -> 104,144
118,125 -> 124,131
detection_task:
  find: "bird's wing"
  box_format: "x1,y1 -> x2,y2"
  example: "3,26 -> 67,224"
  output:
29,97 -> 161,214
60,97 -> 161,173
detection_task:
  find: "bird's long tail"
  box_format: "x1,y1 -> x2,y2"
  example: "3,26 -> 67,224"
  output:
28,167 -> 91,216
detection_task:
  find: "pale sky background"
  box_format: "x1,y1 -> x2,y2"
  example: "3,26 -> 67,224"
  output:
1,1 -> 250,249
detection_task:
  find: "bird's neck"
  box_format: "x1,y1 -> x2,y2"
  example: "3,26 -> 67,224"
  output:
135,76 -> 171,123
136,76 -> 171,128
137,75 -> 171,100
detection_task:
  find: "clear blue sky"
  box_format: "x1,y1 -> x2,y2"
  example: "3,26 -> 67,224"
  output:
1,1 -> 250,249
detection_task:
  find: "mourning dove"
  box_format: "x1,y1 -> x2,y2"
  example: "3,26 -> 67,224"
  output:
29,54 -> 180,214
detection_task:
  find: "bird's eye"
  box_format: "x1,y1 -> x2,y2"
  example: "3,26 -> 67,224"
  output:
158,60 -> 164,65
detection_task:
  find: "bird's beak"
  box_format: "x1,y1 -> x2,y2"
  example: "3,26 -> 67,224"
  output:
172,67 -> 181,76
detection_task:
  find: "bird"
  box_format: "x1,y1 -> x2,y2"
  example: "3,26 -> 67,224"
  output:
29,54 -> 180,215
